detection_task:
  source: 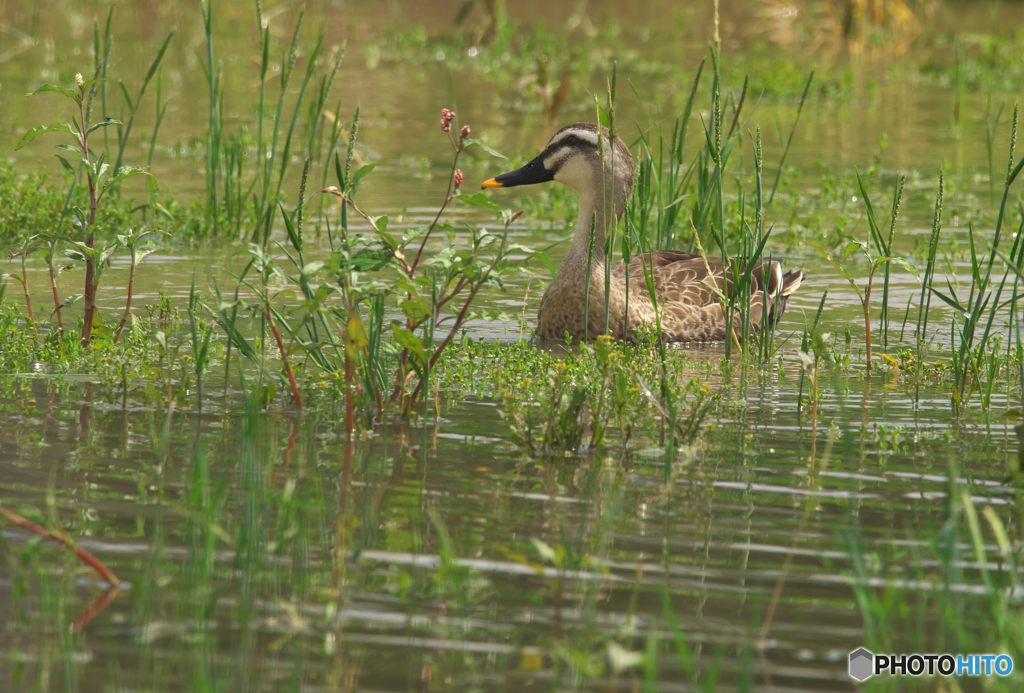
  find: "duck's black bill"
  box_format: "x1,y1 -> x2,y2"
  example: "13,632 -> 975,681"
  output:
481,154 -> 554,189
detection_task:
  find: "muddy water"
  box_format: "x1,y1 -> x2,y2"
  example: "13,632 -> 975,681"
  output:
1,1 -> 1021,691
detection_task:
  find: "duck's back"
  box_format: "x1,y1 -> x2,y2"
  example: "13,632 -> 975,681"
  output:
536,250 -> 802,343
610,251 -> 802,343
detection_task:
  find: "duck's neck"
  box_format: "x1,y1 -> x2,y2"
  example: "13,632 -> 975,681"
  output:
560,181 -> 621,283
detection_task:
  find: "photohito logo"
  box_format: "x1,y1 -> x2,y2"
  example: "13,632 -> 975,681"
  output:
848,648 -> 1014,681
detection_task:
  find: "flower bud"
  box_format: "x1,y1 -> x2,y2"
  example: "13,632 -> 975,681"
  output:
454,169 -> 463,190
460,125 -> 470,142
440,108 -> 455,133
75,73 -> 84,87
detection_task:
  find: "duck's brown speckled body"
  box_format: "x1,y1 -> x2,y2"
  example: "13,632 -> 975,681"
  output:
484,123 -> 803,343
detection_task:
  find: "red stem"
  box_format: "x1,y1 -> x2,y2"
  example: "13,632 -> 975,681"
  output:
20,256 -> 37,338
113,256 -> 137,344
71,586 -> 119,632
266,300 -> 302,409
80,99 -> 99,347
410,146 -> 462,274
344,347 -> 355,436
49,265 -> 64,333
0,504 -> 120,587
865,271 -> 875,375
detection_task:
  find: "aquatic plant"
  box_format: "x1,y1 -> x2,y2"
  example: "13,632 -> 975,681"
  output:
15,73 -> 152,345
809,172 -> 917,374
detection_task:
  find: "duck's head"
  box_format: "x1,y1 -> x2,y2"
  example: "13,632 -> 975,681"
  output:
482,123 -> 634,213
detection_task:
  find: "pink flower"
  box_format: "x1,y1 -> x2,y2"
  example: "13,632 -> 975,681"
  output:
440,108 -> 456,133
454,169 -> 463,190
460,125 -> 471,142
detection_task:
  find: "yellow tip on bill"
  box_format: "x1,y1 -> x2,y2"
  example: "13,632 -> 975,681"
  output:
481,177 -> 503,188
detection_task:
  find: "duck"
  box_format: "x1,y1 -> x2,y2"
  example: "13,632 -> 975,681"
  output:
481,122 -> 804,343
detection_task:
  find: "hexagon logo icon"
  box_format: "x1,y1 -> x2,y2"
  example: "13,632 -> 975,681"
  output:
849,647 -> 874,681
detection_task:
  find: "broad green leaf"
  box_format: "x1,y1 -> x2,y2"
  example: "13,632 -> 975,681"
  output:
346,314 -> 368,358
462,138 -> 508,160
79,78 -> 107,92
29,84 -> 80,102
888,257 -> 921,281
456,191 -> 502,212
350,248 -> 392,272
400,296 -> 430,323
391,324 -> 427,364
402,227 -> 428,245
104,166 -> 150,190
15,122 -> 76,150
378,230 -> 398,252
352,162 -> 377,187
843,240 -> 867,261
300,261 -> 325,278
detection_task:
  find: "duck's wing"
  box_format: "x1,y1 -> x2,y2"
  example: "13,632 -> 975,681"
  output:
612,251 -> 725,305
609,252 -> 803,342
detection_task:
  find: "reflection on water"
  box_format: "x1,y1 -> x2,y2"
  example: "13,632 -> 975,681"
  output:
0,367 -> 1016,691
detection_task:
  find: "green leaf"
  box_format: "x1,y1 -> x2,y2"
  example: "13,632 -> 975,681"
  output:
103,165 -> 150,190
530,250 -> 557,281
280,202 -> 302,253
456,191 -> 502,212
392,324 -> 427,364
346,315 -> 368,358
843,240 -> 867,261
929,286 -> 965,313
462,138 -> 508,160
15,123 -> 77,150
300,261 -> 325,279
402,227 -> 428,245
118,80 -> 135,112
888,257 -> 921,281
807,242 -> 863,303
29,84 -> 80,102
56,155 -> 76,176
350,248 -> 392,272
352,162 -> 376,189
79,78 -> 107,93
400,295 -> 431,323
86,118 -> 122,136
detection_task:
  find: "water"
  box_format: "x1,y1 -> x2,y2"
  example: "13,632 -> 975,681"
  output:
1,1 -> 1021,691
